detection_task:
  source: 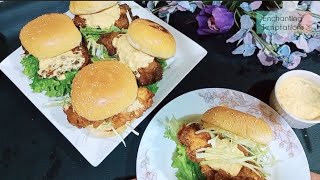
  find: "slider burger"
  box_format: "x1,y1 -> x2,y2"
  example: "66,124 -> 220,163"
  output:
70,1 -> 137,59
166,106 -> 275,180
64,61 -> 154,140
99,19 -> 176,86
19,13 -> 90,97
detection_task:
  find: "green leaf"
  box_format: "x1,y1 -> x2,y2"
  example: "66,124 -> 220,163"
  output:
144,59 -> 167,94
91,48 -> 117,62
21,55 -> 77,97
172,144 -> 205,180
146,82 -> 159,94
156,58 -> 167,70
21,55 -> 39,78
80,25 -> 127,36
163,117 -> 206,180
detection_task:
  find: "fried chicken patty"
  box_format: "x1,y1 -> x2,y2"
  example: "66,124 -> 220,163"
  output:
178,123 -> 211,162
97,32 -> 163,86
137,60 -> 163,86
177,123 -> 265,180
23,42 -> 90,79
73,4 -> 136,29
64,87 -> 154,129
97,32 -> 121,56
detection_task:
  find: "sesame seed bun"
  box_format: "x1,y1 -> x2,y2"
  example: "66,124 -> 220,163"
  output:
19,13 -> 82,59
69,1 -> 118,15
127,19 -> 176,59
201,106 -> 273,145
71,61 -> 138,121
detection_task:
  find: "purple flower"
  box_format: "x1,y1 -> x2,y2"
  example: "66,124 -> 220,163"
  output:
231,32 -> 256,57
226,15 -> 254,43
196,5 -> 234,35
257,50 -> 279,66
277,45 -> 307,69
257,45 -> 306,69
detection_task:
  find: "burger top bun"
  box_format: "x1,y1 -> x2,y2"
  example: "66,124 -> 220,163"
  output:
71,61 -> 138,121
201,106 -> 273,145
19,13 -> 82,59
127,19 -> 176,59
69,1 -> 118,15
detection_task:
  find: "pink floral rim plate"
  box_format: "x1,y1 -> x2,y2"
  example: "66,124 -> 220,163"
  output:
136,88 -> 310,180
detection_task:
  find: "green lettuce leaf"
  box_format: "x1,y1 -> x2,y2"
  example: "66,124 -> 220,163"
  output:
80,25 -> 126,37
21,55 -> 77,97
91,48 -> 117,62
163,117 -> 206,180
172,144 -> 205,180
144,58 -> 168,94
146,82 -> 159,94
80,25 -> 127,61
21,55 -> 39,78
156,58 -> 168,70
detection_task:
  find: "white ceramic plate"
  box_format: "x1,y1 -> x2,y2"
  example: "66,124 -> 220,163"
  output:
136,88 -> 310,180
0,1 -> 207,167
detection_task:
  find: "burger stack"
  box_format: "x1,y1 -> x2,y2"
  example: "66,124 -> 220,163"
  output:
18,1 -> 176,138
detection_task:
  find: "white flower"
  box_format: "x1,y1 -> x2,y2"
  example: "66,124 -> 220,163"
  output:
282,1 -> 299,11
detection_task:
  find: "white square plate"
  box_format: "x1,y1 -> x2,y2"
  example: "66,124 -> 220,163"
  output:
0,1 -> 207,167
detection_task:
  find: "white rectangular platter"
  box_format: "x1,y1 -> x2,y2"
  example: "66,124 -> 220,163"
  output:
0,1 -> 207,166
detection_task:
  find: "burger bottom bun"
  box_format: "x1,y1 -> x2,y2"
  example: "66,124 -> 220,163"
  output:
85,123 -> 128,138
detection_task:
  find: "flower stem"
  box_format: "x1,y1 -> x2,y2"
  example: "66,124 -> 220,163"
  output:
234,6 -> 279,58
250,30 -> 279,57
234,9 -> 240,28
297,10 -> 320,20
274,1 -> 281,9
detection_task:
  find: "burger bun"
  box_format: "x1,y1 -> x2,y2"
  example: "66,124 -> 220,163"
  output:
71,61 -> 138,121
19,13 -> 82,59
201,106 -> 273,145
127,19 -> 176,59
69,1 -> 118,15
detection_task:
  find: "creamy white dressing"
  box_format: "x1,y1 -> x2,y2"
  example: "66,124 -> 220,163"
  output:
112,34 -> 154,74
277,77 -> 320,120
80,5 -> 120,29
197,138 -> 244,176
38,50 -> 85,79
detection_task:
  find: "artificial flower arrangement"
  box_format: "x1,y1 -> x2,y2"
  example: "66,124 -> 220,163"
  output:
144,1 -> 320,69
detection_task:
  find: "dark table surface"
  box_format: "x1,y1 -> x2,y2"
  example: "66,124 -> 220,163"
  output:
0,1 -> 319,180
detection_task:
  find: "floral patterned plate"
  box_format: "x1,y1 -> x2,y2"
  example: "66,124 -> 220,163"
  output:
136,88 -> 309,180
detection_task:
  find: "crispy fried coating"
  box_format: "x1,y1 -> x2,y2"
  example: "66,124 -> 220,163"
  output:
64,106 -> 104,128
177,123 -> 265,180
177,123 -> 211,162
96,32 -> 164,86
64,87 -> 154,129
137,60 -> 163,86
237,166 -> 265,180
73,4 -> 134,29
72,42 -> 91,69
97,32 -> 120,56
73,15 -> 86,28
96,32 -> 116,57
110,87 -> 154,129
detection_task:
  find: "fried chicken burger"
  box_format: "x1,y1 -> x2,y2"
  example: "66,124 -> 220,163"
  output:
165,106 -> 276,180
19,13 -> 90,97
64,61 -> 154,140
69,1 -> 137,59
99,18 -> 176,87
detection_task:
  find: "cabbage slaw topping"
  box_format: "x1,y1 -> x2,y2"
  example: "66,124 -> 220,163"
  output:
195,126 -> 277,177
